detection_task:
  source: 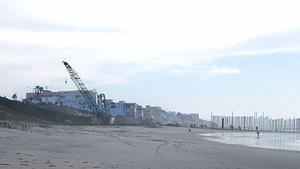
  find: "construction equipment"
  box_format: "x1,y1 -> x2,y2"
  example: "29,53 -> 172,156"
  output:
98,93 -> 107,113
62,61 -> 110,124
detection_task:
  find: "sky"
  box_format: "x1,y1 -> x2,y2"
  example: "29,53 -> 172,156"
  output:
1,0 -> 300,120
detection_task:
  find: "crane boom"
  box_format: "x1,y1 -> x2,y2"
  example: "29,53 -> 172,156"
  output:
62,61 -> 103,115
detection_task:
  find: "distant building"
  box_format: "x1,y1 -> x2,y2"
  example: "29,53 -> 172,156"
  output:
176,113 -> 201,126
136,105 -> 144,119
143,105 -> 167,123
166,111 -> 178,123
124,103 -> 138,117
187,113 -> 199,121
26,90 -> 201,124
108,101 -> 126,116
104,100 -> 144,118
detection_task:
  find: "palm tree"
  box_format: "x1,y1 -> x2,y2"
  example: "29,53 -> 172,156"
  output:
12,93 -> 17,100
34,86 -> 44,94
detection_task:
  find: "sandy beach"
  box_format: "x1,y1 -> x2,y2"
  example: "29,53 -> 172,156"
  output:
1,126 -> 300,169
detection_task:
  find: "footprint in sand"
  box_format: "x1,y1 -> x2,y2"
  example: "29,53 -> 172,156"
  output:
20,160 -> 29,163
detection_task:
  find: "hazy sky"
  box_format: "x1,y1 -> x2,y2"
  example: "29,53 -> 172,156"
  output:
1,0 -> 300,120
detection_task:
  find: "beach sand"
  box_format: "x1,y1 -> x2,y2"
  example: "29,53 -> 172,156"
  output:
0,126 -> 300,169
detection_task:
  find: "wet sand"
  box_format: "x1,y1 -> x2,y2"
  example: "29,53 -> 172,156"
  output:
200,131 -> 300,152
0,126 -> 300,169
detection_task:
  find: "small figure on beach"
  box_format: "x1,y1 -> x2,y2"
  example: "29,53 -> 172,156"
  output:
255,126 -> 260,138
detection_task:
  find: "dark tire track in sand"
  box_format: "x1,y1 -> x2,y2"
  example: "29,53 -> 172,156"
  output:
151,139 -> 169,154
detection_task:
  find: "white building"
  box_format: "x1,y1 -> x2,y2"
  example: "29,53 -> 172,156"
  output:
166,111 -> 178,123
26,90 -> 98,112
105,100 -> 143,118
26,90 -> 60,105
143,105 -> 167,123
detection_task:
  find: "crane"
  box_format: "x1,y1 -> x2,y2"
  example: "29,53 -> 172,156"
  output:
62,61 -> 110,124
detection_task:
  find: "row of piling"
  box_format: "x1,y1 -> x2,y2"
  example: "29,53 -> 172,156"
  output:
211,115 -> 300,132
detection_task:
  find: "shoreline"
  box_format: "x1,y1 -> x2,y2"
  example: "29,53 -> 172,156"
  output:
199,130 -> 300,153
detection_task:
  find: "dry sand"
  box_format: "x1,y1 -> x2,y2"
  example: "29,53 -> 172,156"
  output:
0,126 -> 300,169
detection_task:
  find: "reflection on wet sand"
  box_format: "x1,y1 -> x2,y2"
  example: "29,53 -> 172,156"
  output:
200,131 -> 300,151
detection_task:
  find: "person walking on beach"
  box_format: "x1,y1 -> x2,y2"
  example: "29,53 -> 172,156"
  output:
256,126 -> 260,137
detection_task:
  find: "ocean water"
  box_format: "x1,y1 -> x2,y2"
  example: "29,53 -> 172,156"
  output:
200,131 -> 300,152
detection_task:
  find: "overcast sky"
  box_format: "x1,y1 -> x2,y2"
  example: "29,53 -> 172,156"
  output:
1,0 -> 300,120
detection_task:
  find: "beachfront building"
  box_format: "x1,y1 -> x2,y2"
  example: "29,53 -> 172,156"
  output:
105,100 -> 144,119
166,111 -> 178,123
142,106 -> 202,125
26,90 -> 98,112
108,101 -> 126,116
26,90 -> 60,105
143,105 -> 167,123
136,105 -> 144,119
59,90 -> 97,112
26,90 -> 201,124
103,99 -> 114,114
175,113 -> 201,126
124,103 -> 138,117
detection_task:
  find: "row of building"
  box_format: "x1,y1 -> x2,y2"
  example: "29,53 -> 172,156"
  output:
25,90 -> 202,126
